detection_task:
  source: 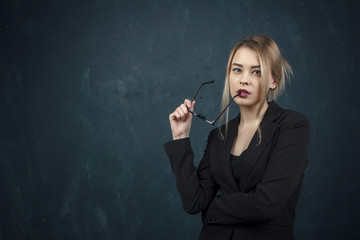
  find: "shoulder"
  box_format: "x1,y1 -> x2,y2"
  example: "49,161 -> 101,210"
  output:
269,104 -> 311,157
279,109 -> 310,126
274,104 -> 311,133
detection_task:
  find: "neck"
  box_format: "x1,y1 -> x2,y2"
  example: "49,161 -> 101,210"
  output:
239,101 -> 269,126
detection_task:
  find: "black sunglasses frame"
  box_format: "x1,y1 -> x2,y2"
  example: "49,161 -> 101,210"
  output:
187,81 -> 239,125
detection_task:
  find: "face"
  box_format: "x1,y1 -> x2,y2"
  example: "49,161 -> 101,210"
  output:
229,47 -> 276,108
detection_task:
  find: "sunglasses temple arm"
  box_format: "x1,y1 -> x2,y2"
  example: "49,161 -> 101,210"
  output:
210,93 -> 239,125
187,108 -> 208,122
192,80 -> 215,101
187,108 -> 195,115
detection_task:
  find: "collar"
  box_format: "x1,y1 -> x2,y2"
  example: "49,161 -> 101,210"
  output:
217,101 -> 283,192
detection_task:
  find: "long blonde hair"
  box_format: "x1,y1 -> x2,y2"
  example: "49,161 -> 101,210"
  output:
218,35 -> 293,141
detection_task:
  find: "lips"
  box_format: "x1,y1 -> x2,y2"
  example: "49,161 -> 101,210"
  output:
237,89 -> 251,97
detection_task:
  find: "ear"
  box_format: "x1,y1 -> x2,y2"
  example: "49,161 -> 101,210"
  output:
269,75 -> 277,90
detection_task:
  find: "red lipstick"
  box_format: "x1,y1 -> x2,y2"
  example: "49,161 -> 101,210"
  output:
237,89 -> 251,98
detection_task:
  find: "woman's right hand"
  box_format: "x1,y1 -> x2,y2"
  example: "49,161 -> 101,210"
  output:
169,99 -> 195,140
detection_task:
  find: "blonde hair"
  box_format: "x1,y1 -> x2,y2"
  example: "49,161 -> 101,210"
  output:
218,35 -> 293,141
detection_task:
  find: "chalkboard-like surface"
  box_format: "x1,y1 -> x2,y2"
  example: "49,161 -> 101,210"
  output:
1,0 -> 359,239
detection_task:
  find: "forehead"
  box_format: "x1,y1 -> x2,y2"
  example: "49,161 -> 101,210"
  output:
232,47 -> 259,66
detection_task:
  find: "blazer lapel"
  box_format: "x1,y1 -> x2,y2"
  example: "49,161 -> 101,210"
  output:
217,115 -> 240,192
215,101 -> 282,193
239,101 -> 282,191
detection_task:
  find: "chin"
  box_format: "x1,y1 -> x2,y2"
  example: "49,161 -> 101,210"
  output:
235,98 -> 259,107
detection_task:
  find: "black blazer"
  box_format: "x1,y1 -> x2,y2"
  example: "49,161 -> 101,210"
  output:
164,101 -> 311,240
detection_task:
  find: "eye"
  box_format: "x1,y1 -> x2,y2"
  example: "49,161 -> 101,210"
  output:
252,70 -> 261,76
232,68 -> 242,73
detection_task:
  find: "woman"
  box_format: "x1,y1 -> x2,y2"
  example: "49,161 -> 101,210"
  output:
164,35 -> 310,240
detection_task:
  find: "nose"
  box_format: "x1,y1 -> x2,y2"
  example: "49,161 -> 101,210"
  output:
239,72 -> 251,85
240,78 -> 249,86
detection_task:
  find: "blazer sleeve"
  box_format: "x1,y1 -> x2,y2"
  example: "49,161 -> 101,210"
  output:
203,112 -> 311,224
164,130 -> 220,215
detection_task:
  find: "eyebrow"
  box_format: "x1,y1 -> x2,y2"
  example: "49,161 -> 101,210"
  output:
232,63 -> 260,69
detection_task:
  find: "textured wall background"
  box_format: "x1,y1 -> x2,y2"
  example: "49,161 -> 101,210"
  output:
1,0 -> 359,239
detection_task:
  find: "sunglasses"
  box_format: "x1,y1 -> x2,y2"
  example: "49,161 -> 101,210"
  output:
187,80 -> 239,125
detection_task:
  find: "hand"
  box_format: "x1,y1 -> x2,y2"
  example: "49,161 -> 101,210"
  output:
169,99 -> 196,140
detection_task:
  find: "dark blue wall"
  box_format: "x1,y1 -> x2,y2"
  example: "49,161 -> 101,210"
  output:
1,0 -> 359,239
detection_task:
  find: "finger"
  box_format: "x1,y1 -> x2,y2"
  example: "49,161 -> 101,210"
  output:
177,106 -> 188,121
169,111 -> 180,122
190,100 -> 196,111
173,107 -> 184,122
169,113 -> 173,121
176,109 -> 185,122
184,99 -> 192,108
180,104 -> 189,118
